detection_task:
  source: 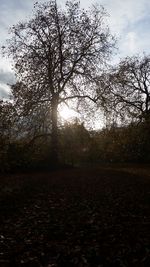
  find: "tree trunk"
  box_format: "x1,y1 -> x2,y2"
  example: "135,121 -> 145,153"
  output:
51,95 -> 59,166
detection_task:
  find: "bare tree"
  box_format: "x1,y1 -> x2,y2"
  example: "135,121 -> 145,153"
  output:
3,0 -> 115,164
105,55 -> 150,124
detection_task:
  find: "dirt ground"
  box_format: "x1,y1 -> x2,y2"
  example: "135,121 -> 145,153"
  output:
0,166 -> 150,266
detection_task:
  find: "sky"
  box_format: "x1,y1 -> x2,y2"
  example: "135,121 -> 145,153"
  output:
0,0 -> 150,101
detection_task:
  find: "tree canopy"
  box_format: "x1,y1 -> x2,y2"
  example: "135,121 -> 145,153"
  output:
3,0 -> 115,163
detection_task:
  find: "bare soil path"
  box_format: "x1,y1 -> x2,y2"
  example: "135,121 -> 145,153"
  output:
0,167 -> 150,266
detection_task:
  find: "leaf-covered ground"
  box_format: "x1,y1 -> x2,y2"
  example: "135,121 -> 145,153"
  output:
0,167 -> 150,266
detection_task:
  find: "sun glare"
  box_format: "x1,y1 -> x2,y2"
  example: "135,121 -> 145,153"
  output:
59,106 -> 78,121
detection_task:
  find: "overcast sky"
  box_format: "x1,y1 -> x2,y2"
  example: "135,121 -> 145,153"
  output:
0,0 -> 150,99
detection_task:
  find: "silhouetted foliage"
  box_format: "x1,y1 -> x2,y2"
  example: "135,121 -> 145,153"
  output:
60,120 -> 91,165
89,121 -> 150,163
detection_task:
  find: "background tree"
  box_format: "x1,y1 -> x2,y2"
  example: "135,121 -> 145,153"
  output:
3,0 -> 115,164
104,55 -> 150,124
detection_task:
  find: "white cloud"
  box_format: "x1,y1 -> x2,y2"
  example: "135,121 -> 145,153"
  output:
95,0 -> 150,59
120,29 -> 150,57
0,69 -> 15,84
122,31 -> 138,55
100,0 -> 150,33
0,83 -> 11,99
